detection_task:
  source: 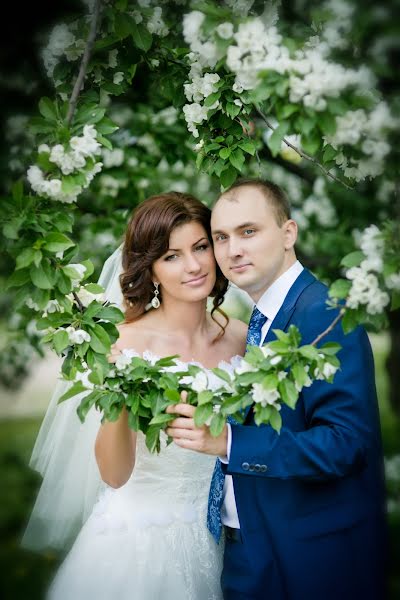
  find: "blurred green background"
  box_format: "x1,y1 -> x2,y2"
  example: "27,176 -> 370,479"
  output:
0,332 -> 399,599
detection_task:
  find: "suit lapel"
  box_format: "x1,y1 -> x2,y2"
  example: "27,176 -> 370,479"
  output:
264,268 -> 316,343
243,268 -> 316,422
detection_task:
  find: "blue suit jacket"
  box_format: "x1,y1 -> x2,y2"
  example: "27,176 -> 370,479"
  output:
224,269 -> 387,599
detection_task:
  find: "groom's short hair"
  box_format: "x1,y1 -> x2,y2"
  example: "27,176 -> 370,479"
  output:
218,178 -> 291,226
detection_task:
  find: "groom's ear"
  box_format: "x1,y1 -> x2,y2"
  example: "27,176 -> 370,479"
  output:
283,219 -> 297,250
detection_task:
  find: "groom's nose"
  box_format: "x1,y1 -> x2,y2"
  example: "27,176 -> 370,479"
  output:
227,236 -> 244,258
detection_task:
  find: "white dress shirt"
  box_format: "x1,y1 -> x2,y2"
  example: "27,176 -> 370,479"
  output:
221,261 -> 304,529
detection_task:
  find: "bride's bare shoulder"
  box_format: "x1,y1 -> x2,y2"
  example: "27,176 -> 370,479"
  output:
111,320 -> 153,355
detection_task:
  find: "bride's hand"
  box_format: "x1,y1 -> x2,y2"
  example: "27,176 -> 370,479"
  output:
166,401 -> 228,457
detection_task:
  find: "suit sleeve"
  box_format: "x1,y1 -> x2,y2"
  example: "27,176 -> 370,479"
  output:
227,301 -> 379,481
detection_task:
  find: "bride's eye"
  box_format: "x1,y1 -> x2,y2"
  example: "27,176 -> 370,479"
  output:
165,254 -> 178,261
195,243 -> 209,252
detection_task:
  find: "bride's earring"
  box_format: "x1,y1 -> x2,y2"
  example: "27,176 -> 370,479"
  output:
151,282 -> 160,309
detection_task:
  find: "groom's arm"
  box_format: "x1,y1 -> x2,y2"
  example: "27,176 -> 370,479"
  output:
227,309 -> 379,481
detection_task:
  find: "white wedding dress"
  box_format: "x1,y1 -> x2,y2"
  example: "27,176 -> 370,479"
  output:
45,352 -> 238,600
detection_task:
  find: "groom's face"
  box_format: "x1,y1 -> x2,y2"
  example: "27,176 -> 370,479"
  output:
211,186 -> 297,301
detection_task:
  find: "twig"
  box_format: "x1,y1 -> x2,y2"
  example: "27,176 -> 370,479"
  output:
73,291 -> 85,312
311,308 -> 346,346
66,0 -> 102,126
254,105 -> 354,191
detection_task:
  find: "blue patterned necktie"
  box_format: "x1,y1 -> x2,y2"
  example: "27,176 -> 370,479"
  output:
207,306 -> 268,543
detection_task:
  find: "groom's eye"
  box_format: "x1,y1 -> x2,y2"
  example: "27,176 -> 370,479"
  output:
214,234 -> 227,242
243,229 -> 255,236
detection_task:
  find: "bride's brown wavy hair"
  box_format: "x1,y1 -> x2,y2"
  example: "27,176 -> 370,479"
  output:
120,191 -> 229,342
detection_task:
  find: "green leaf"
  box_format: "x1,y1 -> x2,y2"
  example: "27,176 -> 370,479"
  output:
391,291 -> 400,311
30,259 -> 56,289
114,12 -> 136,39
197,390 -> 214,405
291,362 -> 308,388
269,409 -> 282,433
212,368 -> 232,384
194,402 -> 213,427
278,378 -> 298,409
219,147 -> 231,160
298,345 -> 319,361
3,217 -> 24,240
96,305 -> 124,323
226,102 -> 241,119
328,279 -> 352,300
229,148 -> 245,171
38,97 -> 58,121
318,112 -> 336,136
59,381 -> 88,403
301,130 -> 321,155
323,144 -> 337,162
43,232 -> 75,253
209,412 -> 226,437
131,22 -> 152,52
16,248 -> 36,270
81,259 -> 94,280
340,251 -> 364,268
267,123 -> 289,157
89,324 -> 112,354
341,309 -> 360,334
145,426 -> 161,454
128,409 -> 140,431
77,391 -> 99,422
6,268 -> 30,289
254,404 -> 272,426
164,389 -> 181,403
204,92 -> 221,107
220,166 -> 237,189
238,140 -> 256,155
222,396 -> 245,415
149,413 -> 173,426
53,329 -> 70,354
319,342 -> 342,356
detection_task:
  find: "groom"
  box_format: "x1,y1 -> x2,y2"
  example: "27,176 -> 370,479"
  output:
167,179 -> 387,599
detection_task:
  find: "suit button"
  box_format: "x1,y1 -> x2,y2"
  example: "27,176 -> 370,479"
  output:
254,464 -> 261,472
249,464 -> 255,471
260,465 -> 268,472
242,462 -> 249,471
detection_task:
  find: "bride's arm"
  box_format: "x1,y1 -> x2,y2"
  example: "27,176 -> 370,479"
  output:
95,342 -> 137,488
95,407 -> 137,488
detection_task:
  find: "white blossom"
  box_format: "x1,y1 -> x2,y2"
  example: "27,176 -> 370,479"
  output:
180,371 -> 209,393
102,148 -> 125,168
251,384 -> 281,409
66,326 -> 91,345
217,22 -> 234,39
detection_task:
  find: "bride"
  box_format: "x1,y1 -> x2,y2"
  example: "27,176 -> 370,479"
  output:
22,191 -> 247,599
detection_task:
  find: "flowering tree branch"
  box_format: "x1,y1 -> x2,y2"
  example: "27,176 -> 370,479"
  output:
311,308 -> 346,347
66,0 -> 102,126
253,105 -> 354,191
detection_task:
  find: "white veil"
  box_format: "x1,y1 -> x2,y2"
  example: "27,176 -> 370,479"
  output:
21,244 -> 124,552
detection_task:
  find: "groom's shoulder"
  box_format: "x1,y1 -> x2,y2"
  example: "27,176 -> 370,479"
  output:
293,272 -> 334,319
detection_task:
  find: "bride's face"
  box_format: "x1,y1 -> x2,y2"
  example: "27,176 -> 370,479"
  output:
152,221 -> 216,304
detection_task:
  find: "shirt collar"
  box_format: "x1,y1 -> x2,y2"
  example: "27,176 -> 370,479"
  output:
256,261 -> 304,322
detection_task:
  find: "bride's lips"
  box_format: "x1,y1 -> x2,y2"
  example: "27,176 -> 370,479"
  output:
230,263 -> 252,273
183,273 -> 208,286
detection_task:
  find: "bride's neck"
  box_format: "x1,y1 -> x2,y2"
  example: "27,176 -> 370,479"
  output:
150,297 -> 210,341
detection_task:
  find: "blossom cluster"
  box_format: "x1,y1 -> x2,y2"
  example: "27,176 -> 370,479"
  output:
326,102 -> 397,181
27,125 -> 103,203
346,225 -> 391,314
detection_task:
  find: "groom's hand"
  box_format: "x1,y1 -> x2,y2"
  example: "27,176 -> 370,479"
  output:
166,394 -> 228,456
